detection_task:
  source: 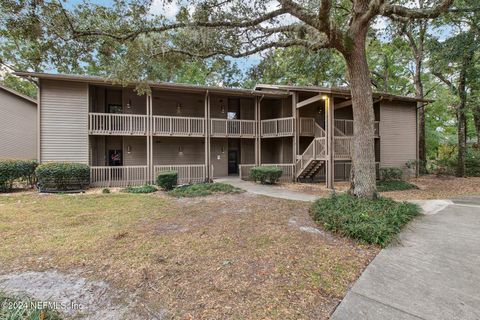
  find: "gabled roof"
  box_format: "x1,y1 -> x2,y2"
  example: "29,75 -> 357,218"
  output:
0,84 -> 37,104
255,84 -> 434,104
14,72 -> 289,98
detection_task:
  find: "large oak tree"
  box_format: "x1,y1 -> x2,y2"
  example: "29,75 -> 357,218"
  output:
3,0 -> 458,198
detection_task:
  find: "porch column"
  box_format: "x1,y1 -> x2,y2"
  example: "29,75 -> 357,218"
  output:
292,92 -> 298,169
205,91 -> 211,181
325,94 -> 334,189
254,96 -> 259,166
257,96 -> 263,165
147,92 -> 153,183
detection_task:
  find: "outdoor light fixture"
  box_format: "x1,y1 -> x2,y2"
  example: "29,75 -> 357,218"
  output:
126,99 -> 132,109
221,145 -> 225,153
321,95 -> 329,100
220,99 -> 225,113
176,103 -> 182,115
178,145 -> 184,156
127,145 -> 132,153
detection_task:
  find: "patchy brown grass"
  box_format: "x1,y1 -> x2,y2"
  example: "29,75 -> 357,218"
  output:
278,182 -> 350,197
381,175 -> 480,200
279,175 -> 480,200
0,192 -> 377,319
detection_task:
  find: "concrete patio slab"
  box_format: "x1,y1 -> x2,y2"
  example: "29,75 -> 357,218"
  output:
331,200 -> 480,320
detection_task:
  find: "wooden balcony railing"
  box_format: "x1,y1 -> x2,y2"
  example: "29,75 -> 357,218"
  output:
89,113 -> 147,135
90,166 -> 148,187
152,116 -> 205,136
153,164 -> 207,184
334,136 -> 353,159
261,117 -> 294,137
334,119 -> 380,137
210,118 -> 256,138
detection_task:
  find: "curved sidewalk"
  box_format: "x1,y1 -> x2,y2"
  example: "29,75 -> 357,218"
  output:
331,197 -> 480,320
215,177 -> 320,202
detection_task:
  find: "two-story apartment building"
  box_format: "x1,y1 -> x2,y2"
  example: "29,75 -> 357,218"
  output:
16,72 -> 426,188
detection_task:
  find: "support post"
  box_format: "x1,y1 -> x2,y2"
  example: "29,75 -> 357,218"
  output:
292,92 -> 298,171
325,94 -> 335,189
254,97 -> 259,166
147,92 -> 153,183
204,91 -> 211,181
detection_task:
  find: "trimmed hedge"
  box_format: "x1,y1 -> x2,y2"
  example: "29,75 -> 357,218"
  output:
250,166 -> 283,184
0,159 -> 38,191
156,170 -> 178,190
35,162 -> 90,192
379,167 -> 403,181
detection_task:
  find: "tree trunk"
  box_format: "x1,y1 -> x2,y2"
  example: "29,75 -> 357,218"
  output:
456,57 -> 468,177
344,30 -> 377,199
474,105 -> 480,145
414,57 -> 427,174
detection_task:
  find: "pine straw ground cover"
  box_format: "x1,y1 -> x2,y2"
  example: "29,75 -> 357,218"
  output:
280,175 -> 480,200
0,192 -> 377,319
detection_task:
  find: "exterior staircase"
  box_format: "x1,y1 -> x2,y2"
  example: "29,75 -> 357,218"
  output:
295,121 -> 354,181
295,123 -> 327,181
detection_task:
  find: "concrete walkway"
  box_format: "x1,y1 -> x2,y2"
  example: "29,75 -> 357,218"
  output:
331,197 -> 480,320
215,177 -> 320,202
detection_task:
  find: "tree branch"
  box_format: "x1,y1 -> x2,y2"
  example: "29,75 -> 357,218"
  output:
381,0 -> 454,19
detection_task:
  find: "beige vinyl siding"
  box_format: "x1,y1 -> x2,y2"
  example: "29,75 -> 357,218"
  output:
380,101 -> 417,174
261,137 -> 293,164
40,79 -> 88,163
124,136 -> 147,165
0,88 -> 37,159
153,137 -> 205,165
153,90 -> 204,117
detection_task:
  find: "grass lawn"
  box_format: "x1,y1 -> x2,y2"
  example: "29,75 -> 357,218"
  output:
0,192 -> 377,319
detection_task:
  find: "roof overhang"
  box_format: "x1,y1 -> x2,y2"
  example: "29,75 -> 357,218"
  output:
0,84 -> 37,104
255,84 -> 434,104
14,72 -> 290,98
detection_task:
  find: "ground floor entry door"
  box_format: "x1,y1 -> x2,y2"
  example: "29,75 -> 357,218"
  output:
228,150 -> 238,174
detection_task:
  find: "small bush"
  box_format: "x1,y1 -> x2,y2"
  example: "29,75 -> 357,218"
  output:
35,162 -> 90,192
311,194 -> 419,247
123,185 -> 157,193
379,167 -> 403,181
0,159 -> 38,191
168,182 -> 242,198
250,166 -> 283,184
377,180 -> 418,192
102,188 -> 111,194
156,170 -> 178,190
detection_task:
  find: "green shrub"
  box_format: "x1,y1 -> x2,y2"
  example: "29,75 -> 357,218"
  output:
168,182 -> 242,197
0,159 -> 38,191
379,167 -> 403,181
102,188 -> 111,194
311,194 -> 420,247
122,185 -> 157,193
156,170 -> 178,190
35,162 -> 90,192
250,166 -> 283,184
377,180 -> 418,192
